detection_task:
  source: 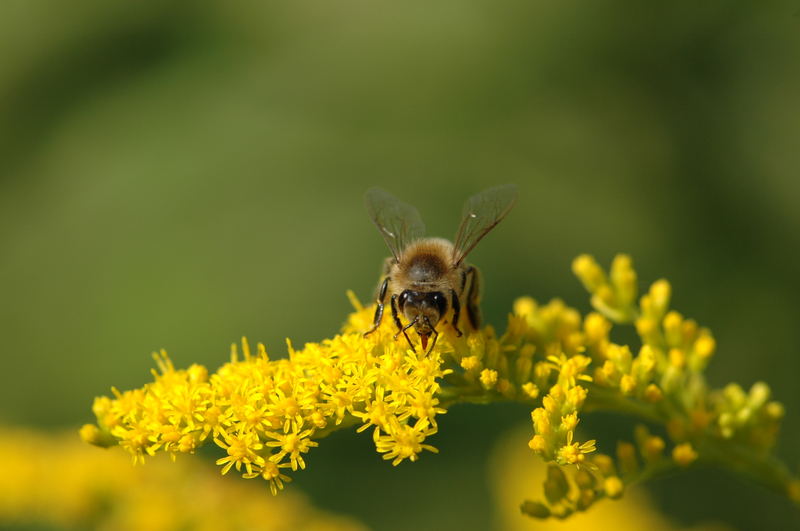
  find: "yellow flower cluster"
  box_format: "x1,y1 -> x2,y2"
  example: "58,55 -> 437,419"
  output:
0,426 -> 365,531
573,254 -> 785,448
84,311 -> 450,492
559,254 -> 793,512
83,254 -> 798,519
83,285 -> 612,496
448,296 -> 600,471
520,459 -> 625,520
710,381 -> 784,451
492,426 -> 720,531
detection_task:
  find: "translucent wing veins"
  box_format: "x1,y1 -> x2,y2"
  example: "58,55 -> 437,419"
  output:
452,184 -> 518,266
365,188 -> 426,262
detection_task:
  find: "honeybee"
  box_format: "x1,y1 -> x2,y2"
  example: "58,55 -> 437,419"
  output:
363,184 -> 517,353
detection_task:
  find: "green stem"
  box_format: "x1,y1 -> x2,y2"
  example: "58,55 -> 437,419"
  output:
697,436 -> 794,498
313,414 -> 361,439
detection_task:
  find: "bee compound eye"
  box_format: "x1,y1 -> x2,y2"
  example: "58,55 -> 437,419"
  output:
398,291 -> 410,308
432,292 -> 447,315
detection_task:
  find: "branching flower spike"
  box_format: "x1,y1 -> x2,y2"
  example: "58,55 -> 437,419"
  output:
82,255 -> 800,519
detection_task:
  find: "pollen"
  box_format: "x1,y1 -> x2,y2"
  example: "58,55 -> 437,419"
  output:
480,369 -> 499,389
460,355 -> 480,371
522,382 -> 539,399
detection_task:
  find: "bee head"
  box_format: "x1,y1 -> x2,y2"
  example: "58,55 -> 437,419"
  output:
398,290 -> 448,350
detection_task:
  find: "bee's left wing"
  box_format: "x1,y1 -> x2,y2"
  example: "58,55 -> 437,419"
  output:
365,188 -> 426,262
452,184 -> 517,266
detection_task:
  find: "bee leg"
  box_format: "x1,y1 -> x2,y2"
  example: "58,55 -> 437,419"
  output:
400,319 -> 417,344
465,266 -> 482,329
393,311 -> 417,352
390,295 -> 416,352
450,289 -> 463,337
390,293 -> 403,330
426,321 -> 439,355
364,277 -> 390,337
363,304 -> 384,337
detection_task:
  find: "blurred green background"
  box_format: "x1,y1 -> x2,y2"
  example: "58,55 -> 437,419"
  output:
1,1 -> 799,529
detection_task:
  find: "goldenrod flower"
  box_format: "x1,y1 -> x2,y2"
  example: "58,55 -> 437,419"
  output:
672,443 -> 698,467
244,460 -> 293,496
264,422 -> 318,471
83,256 -> 799,520
215,429 -> 265,475
480,368 -> 499,389
603,476 -> 624,499
556,431 -> 597,466
375,417 -> 439,466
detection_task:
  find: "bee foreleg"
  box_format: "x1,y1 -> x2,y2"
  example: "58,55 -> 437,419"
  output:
450,289 -> 463,337
393,309 -> 417,352
390,293 -> 403,330
364,277 -> 390,337
465,266 -> 482,329
364,304 -> 384,337
427,320 -> 439,354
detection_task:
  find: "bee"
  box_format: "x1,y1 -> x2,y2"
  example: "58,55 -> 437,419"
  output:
363,184 -> 517,353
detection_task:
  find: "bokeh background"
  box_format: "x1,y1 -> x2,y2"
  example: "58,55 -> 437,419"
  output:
1,1 -> 799,530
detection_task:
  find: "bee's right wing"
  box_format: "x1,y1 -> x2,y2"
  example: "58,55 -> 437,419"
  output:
365,188 -> 426,262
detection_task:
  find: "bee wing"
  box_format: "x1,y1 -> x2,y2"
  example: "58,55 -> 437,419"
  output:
452,184 -> 518,266
365,188 -> 426,262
